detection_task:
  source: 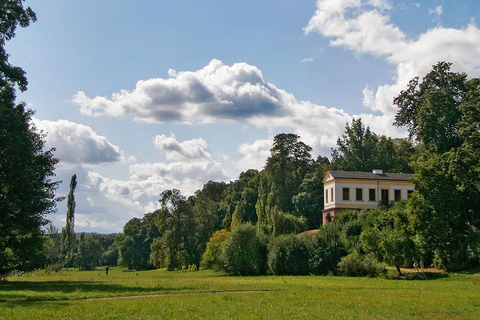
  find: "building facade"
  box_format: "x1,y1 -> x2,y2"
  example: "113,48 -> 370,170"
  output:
322,169 -> 414,225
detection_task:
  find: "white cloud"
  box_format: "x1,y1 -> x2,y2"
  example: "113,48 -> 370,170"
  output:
154,134 -> 211,162
33,118 -> 124,165
84,135 -> 228,214
236,139 -> 272,172
429,5 -> 442,20
73,59 -> 398,160
74,59 -> 289,123
305,0 -> 480,115
301,57 -> 314,63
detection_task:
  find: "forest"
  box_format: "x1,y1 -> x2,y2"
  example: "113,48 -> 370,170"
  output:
2,1 -> 480,278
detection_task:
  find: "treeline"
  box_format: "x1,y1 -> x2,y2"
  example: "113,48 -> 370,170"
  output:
44,116 -> 417,274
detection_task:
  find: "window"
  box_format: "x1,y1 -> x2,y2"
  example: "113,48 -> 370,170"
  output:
369,189 -> 376,201
325,189 -> 328,203
330,188 -> 333,203
343,188 -> 350,200
407,190 -> 414,198
394,189 -> 401,202
355,188 -> 363,201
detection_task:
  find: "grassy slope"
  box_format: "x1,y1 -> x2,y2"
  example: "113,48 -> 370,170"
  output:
1,268 -> 479,319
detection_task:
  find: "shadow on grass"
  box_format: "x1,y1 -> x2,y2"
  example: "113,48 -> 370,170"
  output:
0,280 -> 191,304
388,272 -> 450,281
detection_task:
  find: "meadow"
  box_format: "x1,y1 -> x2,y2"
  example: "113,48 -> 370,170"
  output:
1,268 -> 479,319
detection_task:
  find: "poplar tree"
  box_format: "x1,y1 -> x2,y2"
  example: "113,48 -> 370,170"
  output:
64,174 -> 77,271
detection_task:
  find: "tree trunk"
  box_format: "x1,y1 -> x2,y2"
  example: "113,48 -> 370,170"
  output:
395,263 -> 403,276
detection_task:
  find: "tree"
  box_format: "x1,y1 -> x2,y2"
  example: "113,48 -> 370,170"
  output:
0,2 -> 60,278
221,224 -> 269,275
360,204 -> 418,276
256,134 -> 313,235
393,62 -> 480,269
63,174 -> 77,271
150,189 -> 198,270
331,118 -> 414,173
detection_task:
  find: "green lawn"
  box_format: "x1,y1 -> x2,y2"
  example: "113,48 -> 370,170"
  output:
1,268 -> 479,319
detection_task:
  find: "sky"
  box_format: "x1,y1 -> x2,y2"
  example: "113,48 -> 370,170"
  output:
7,0 -> 480,233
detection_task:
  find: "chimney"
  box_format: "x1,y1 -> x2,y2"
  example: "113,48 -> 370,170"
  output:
373,169 -> 383,175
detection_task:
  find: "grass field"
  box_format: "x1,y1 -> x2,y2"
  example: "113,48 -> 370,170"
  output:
1,268 -> 480,319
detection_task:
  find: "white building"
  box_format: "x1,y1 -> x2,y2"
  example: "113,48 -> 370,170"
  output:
322,169 -> 414,225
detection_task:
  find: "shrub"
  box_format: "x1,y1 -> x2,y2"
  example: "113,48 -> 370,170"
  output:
309,223 -> 347,275
338,251 -> 386,277
222,224 -> 268,275
201,229 -> 230,270
268,234 -> 312,275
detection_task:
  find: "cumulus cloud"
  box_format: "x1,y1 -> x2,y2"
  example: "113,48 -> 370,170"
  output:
305,0 -> 480,115
154,134 -> 211,162
33,118 -> 124,165
74,59 -> 289,123
236,139 -> 273,172
85,135 -> 228,212
73,59 -> 397,160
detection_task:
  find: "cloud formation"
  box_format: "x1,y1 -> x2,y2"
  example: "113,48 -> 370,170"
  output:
305,0 -> 480,114
74,59 -> 289,123
34,119 -> 124,165
85,134 -> 228,214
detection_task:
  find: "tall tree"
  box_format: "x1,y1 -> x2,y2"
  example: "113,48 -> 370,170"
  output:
64,174 -> 77,271
256,134 -> 312,235
394,62 -> 480,270
0,1 -> 59,277
331,118 -> 414,173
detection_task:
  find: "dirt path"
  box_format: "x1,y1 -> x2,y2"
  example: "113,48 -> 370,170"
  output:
49,290 -> 273,303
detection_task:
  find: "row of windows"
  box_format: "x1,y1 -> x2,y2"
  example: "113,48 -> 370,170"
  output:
327,187 -> 413,202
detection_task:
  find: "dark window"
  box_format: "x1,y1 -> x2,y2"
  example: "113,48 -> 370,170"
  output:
381,189 -> 389,206
394,189 -> 401,202
331,188 -> 333,202
325,189 -> 328,203
407,190 -> 414,198
369,189 -> 376,201
343,188 -> 350,200
356,188 -> 363,201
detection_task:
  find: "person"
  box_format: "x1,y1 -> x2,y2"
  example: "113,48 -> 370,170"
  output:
413,260 -> 419,272
420,260 -> 424,272
105,266 -> 109,276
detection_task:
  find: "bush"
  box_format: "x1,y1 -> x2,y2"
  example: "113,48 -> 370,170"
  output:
268,234 -> 312,275
201,229 -> 230,270
309,223 -> 347,275
338,251 -> 386,277
222,224 -> 268,275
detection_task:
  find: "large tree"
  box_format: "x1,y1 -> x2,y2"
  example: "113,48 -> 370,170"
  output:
394,62 -> 480,270
331,118 -> 414,173
0,1 -> 59,277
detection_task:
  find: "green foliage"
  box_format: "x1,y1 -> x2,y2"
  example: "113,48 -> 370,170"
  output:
394,62 -> 480,270
64,174 -> 77,269
337,251 -> 386,277
74,232 -> 103,271
331,118 -> 414,173
267,234 -> 311,275
309,223 -> 347,275
119,212 -> 160,270
222,224 -> 269,275
201,229 -> 230,270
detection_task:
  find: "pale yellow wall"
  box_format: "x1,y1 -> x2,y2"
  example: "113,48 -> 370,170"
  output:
324,178 -> 414,211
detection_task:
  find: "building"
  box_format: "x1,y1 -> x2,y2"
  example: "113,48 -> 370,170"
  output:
322,169 -> 414,225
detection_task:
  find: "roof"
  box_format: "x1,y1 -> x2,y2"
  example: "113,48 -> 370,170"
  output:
325,170 -> 414,182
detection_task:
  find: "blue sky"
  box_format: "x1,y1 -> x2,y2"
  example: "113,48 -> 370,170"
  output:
8,0 -> 480,233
